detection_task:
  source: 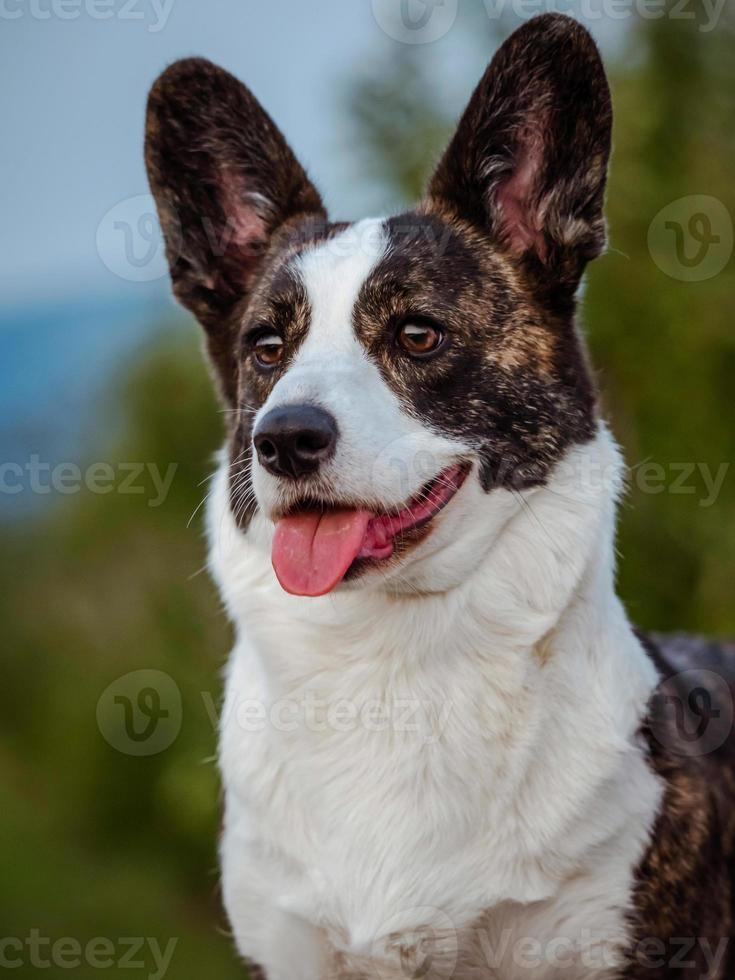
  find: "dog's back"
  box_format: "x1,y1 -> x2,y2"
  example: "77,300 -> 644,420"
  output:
630,632 -> 735,978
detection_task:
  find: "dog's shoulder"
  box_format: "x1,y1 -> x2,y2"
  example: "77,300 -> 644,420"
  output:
624,631 -> 735,978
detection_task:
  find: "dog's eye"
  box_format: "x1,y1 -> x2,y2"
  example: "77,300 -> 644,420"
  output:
396,321 -> 445,358
252,331 -> 284,368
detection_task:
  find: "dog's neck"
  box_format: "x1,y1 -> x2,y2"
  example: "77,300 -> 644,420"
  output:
210,422 -> 654,692
211,423 -> 658,781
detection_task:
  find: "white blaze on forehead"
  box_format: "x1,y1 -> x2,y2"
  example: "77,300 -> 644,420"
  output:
252,215 -> 465,514
294,217 -> 389,359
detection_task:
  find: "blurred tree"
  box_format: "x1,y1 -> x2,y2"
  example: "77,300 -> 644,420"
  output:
589,6 -> 735,632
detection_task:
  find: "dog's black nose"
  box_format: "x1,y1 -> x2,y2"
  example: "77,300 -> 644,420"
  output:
253,404 -> 338,479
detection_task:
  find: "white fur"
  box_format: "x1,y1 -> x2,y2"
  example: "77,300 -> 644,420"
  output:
210,225 -> 663,979
252,220 -> 468,572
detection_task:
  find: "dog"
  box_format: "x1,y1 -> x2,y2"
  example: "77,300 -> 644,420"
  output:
145,14 -> 734,979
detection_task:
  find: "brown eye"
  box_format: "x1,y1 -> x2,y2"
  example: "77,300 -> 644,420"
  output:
253,331 -> 284,368
396,321 -> 445,357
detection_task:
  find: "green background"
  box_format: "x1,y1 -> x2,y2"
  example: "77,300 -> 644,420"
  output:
2,4 -> 734,977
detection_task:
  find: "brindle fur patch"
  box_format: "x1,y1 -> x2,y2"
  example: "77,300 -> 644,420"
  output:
425,14 -> 612,299
625,632 -> 735,978
353,211 -> 597,491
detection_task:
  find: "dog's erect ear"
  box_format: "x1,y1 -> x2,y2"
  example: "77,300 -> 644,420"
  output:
145,58 -> 325,400
426,14 -> 612,295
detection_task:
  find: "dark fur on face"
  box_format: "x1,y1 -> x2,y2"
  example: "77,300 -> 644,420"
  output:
353,212 -> 597,490
145,14 -> 611,519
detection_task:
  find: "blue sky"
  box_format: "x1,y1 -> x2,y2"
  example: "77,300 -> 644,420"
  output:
1,0 -> 625,309
1,1 -> 372,305
0,0 -> 479,308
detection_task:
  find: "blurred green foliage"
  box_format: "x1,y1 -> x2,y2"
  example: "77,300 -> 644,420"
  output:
2,7 -> 734,977
589,15 -> 735,632
1,332 -> 241,977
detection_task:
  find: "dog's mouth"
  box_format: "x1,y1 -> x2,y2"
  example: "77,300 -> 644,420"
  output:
270,463 -> 469,597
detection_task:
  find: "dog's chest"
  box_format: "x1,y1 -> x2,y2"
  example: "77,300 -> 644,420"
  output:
219,621 -> 656,978
221,636 -> 535,929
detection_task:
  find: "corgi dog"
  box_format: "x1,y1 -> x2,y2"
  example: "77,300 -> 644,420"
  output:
145,14 -> 734,979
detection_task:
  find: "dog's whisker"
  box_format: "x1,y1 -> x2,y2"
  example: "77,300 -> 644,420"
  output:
187,489 -> 214,529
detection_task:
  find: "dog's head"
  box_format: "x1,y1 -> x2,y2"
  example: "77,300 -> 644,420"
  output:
145,14 -> 612,597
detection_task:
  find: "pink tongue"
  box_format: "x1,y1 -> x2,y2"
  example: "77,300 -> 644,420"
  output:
272,509 -> 371,597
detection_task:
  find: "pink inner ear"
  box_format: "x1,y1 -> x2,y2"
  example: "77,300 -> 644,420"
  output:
495,130 -> 548,262
218,167 -> 269,258
230,205 -> 267,251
